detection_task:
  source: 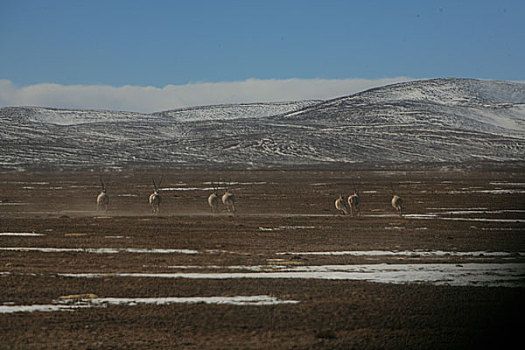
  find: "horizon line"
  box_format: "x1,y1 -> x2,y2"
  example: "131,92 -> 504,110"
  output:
1,77 -> 523,113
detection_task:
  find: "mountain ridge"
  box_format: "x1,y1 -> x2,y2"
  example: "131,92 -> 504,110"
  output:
1,78 -> 524,170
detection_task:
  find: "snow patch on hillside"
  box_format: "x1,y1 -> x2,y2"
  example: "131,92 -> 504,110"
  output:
1,78 -> 524,169
153,101 -> 321,122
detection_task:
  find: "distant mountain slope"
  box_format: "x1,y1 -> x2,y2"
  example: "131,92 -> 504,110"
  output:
0,101 -> 320,126
0,107 -> 149,126
278,78 -> 525,138
153,101 -> 322,122
0,78 -> 523,170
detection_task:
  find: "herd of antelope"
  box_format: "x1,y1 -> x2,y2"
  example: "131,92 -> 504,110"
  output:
96,177 -> 402,216
334,183 -> 403,217
96,177 -> 236,215
207,182 -> 236,214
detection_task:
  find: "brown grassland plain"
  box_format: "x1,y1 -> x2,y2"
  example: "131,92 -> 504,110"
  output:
0,163 -> 524,349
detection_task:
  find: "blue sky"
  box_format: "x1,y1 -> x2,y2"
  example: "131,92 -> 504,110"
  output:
0,0 -> 524,111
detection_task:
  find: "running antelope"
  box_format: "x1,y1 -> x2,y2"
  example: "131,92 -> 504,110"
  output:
149,177 -> 163,214
222,186 -> 236,213
390,183 -> 403,217
96,176 -> 109,211
347,183 -> 360,216
208,182 -> 220,213
335,194 -> 349,215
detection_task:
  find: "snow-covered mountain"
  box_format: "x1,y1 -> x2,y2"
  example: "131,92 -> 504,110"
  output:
153,101 -> 321,122
1,78 -> 523,170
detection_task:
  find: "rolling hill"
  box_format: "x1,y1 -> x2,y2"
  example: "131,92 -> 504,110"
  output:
1,78 -> 523,170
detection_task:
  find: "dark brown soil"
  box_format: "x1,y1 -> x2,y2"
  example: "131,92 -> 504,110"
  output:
1,164 -> 524,349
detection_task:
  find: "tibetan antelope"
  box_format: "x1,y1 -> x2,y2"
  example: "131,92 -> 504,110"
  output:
347,183 -> 360,216
222,184 -> 236,213
149,177 -> 163,214
96,176 -> 109,211
208,182 -> 220,213
335,194 -> 349,215
390,183 -> 403,217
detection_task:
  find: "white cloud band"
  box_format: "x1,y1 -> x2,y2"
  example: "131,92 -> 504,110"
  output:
0,77 -> 413,113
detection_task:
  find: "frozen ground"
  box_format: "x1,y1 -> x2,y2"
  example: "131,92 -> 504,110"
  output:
1,167 -> 524,348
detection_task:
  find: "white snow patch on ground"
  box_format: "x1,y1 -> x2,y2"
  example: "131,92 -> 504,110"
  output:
439,218 -> 525,223
448,189 -> 525,194
161,187 -> 216,191
480,228 -> 522,231
0,304 -> 92,314
160,265 -> 288,271
258,226 -> 316,231
276,250 -> 522,257
427,207 -> 489,210
403,214 -> 439,219
80,295 -> 299,306
490,182 -> 525,186
0,295 -> 298,313
404,214 -> 525,222
436,210 -> 525,215
0,247 -> 198,254
56,263 -> 525,287
0,232 -> 45,236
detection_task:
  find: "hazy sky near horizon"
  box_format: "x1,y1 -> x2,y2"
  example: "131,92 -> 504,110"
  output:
1,0 -> 524,112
